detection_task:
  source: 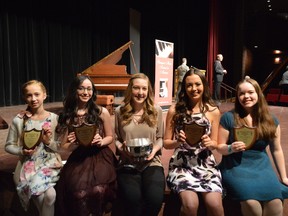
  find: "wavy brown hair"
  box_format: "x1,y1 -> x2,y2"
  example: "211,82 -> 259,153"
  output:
120,73 -> 158,127
234,76 -> 276,141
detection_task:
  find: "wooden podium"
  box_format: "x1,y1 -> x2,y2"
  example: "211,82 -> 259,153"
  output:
95,95 -> 114,115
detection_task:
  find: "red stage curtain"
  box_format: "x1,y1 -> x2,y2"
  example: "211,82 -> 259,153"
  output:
207,0 -> 219,91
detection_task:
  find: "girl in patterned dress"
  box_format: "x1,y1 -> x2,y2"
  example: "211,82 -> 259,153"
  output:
164,69 -> 224,216
5,80 -> 62,215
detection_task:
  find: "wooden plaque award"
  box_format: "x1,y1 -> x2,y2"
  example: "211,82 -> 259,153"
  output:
23,129 -> 43,150
183,122 -> 206,147
234,125 -> 257,149
73,123 -> 97,146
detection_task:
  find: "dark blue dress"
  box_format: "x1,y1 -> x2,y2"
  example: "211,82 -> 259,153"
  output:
219,111 -> 288,201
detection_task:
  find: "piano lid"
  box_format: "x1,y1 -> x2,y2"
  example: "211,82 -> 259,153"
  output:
81,41 -> 136,75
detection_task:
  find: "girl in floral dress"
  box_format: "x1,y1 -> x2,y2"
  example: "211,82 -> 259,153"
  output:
164,69 -> 224,216
5,80 -> 62,216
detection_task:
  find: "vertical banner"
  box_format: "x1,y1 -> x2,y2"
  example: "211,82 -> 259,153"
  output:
154,39 -> 174,109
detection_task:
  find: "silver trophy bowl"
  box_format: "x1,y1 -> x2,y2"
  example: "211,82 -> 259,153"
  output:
126,138 -> 153,158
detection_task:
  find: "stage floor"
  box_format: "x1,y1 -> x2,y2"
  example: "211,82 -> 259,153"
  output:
1,100 -> 288,215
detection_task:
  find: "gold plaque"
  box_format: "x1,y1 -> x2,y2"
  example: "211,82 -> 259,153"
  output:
183,122 -> 206,147
23,129 -> 43,150
73,123 -> 97,146
234,126 -> 257,149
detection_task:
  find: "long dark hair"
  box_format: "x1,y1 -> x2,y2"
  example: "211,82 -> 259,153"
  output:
56,75 -> 102,132
173,69 -> 217,129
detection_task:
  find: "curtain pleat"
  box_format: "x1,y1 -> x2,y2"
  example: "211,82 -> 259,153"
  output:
0,0 -> 130,106
207,0 -> 219,91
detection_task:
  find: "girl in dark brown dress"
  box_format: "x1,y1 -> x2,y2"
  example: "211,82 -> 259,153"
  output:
55,75 -> 117,216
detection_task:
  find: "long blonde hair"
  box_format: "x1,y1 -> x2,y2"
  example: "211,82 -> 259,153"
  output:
120,73 -> 158,127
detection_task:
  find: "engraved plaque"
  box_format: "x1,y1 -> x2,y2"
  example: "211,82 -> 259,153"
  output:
23,129 -> 42,149
73,123 -> 97,146
184,122 -> 206,147
234,126 -> 257,149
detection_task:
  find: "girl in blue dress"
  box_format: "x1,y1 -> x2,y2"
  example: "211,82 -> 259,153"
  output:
217,76 -> 288,216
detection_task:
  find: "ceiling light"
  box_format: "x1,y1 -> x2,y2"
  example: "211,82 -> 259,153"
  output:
273,50 -> 282,54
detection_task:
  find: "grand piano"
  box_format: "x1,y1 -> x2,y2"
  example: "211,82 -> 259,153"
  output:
80,41 -> 137,93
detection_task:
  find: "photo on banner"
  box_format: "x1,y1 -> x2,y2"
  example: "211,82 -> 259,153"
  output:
154,39 -> 174,110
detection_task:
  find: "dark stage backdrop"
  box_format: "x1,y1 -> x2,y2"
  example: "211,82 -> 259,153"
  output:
0,0 -> 130,106
1,0 -> 242,107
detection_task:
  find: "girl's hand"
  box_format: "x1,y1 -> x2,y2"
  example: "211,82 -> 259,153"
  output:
92,133 -> 103,147
42,122 -> 52,145
201,134 -> 216,150
118,142 -> 134,162
42,127 -> 52,145
230,141 -> 246,152
146,146 -> 157,161
22,147 -> 36,156
67,131 -> 77,143
177,130 -> 186,144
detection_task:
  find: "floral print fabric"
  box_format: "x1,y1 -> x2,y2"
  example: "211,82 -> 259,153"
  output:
17,114 -> 62,210
167,113 -> 222,194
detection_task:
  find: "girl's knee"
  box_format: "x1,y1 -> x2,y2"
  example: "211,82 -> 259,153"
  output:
264,199 -> 283,215
205,204 -> 224,216
181,198 -> 199,213
181,203 -> 198,216
44,187 -> 56,206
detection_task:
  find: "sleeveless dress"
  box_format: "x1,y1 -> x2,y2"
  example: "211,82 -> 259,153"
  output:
167,113 -> 222,194
55,115 -> 117,216
219,111 -> 288,201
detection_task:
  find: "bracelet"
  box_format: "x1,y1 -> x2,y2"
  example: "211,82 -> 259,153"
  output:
227,144 -> 233,154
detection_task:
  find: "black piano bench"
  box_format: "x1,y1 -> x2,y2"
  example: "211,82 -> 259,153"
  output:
95,95 -> 115,115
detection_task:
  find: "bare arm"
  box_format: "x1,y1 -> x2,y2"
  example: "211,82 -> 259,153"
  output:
147,107 -> 164,160
217,124 -> 249,155
217,124 -> 231,155
96,107 -> 113,147
163,105 -> 180,149
202,107 -> 220,150
269,125 -> 288,185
